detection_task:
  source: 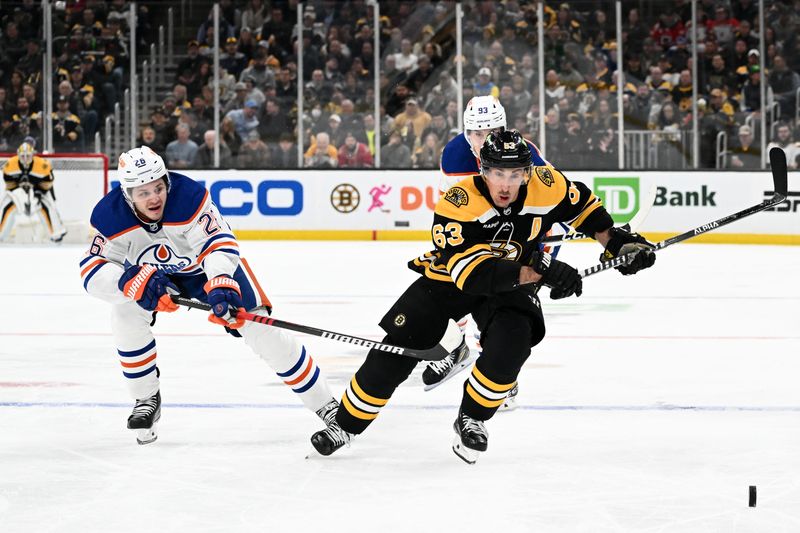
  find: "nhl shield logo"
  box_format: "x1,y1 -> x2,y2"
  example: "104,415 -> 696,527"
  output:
444,187 -> 469,207
535,167 -> 554,187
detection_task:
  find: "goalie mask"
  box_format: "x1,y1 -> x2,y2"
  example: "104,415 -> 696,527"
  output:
17,142 -> 35,168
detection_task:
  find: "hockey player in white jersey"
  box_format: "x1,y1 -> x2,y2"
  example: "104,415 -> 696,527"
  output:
80,147 -> 340,444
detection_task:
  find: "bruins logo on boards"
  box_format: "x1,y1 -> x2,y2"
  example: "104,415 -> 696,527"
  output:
331,183 -> 360,213
393,313 -> 406,327
535,167 -> 554,187
444,187 -> 468,207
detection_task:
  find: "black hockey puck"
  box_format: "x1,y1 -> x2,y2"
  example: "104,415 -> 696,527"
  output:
749,485 -> 757,507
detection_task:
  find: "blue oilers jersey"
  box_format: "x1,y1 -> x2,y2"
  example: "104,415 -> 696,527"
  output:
439,133 -> 549,192
79,172 -> 244,304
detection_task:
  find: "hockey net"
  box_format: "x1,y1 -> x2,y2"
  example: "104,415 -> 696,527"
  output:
0,152 -> 108,244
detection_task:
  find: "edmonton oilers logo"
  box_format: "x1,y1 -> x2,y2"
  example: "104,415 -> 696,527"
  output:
136,243 -> 191,271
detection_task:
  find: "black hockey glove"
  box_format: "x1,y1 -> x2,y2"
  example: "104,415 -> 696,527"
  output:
600,227 -> 656,276
528,250 -> 582,300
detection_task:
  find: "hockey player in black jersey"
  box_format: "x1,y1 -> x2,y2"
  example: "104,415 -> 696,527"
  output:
311,130 -> 656,463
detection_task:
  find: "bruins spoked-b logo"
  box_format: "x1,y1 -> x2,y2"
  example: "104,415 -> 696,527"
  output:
535,167 -> 554,187
331,183 -> 360,213
393,313 -> 407,327
444,187 -> 469,207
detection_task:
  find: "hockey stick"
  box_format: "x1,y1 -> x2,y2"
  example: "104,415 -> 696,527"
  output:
170,295 -> 463,361
541,185 -> 658,243
580,147 -> 789,278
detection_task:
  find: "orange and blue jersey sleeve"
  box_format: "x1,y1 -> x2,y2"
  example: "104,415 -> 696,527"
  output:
439,135 -> 480,192
79,232 -> 128,304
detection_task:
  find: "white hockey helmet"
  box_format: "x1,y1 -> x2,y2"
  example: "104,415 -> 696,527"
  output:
463,95 -> 507,131
117,146 -> 169,200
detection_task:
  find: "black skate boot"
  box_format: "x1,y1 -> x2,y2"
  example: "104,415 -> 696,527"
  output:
452,409 -> 488,464
499,382 -> 519,412
315,398 -> 340,428
310,422 -> 352,456
422,337 -> 475,391
127,390 -> 161,445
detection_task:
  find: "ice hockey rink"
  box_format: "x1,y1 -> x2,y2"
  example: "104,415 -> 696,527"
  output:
1,240 -> 799,532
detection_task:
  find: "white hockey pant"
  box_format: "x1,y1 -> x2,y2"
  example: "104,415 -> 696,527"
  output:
110,302 -> 333,412
0,188 -> 66,241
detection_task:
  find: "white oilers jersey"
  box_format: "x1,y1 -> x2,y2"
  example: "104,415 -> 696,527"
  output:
79,172 -> 240,303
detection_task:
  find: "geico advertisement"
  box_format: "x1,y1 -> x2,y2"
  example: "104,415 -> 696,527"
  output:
109,169 -> 440,230
569,171 -> 800,235
107,169 -> 798,234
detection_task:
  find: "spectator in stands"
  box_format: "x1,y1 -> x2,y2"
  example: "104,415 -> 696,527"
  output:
769,55 -> 800,119
52,95 -> 82,152
193,130 -> 231,168
646,66 -> 672,93
177,41 -> 204,83
260,6 -> 292,54
275,68 -> 296,108
392,97 -> 431,147
706,5 -> 739,47
360,113 -> 378,156
385,83 -> 411,117
225,99 -> 260,139
22,83 -> 41,114
651,10 -> 685,49
768,123 -> 800,169
16,40 -> 41,80
241,0 -> 268,34
544,69 -> 566,110
240,48 -> 276,90
474,67 -> 499,98
382,130 -> 412,167
272,132 -> 298,169
393,38 -> 418,73
421,114 -> 449,148
324,113 -> 347,148
544,108 -> 566,154
242,76 -> 266,107
563,112 -> 587,167
671,69 -> 693,113
338,131 -> 373,168
728,124 -> 760,169
740,66 -> 765,112
304,131 -> 338,168
57,79 -> 97,144
220,37 -> 247,79
138,126 -> 165,156
236,130 -> 270,168
701,54 -> 737,94
413,131 -> 440,169
305,69 -> 332,105
588,128 -> 617,169
10,96 -> 40,147
220,116 -> 242,157
405,55 -> 435,95
0,22 -> 26,70
257,98 -> 290,144
166,123 -> 198,169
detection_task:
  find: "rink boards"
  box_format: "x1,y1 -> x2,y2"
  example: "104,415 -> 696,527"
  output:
97,169 -> 800,244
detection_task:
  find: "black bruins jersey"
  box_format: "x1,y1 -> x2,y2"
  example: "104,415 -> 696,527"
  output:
410,167 -> 614,295
2,156 -> 54,192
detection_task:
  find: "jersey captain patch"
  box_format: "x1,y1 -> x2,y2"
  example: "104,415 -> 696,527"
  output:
535,167 -> 554,187
444,187 -> 469,208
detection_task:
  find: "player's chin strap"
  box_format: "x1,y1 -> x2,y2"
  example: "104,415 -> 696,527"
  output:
170,295 -> 463,361
580,147 -> 790,278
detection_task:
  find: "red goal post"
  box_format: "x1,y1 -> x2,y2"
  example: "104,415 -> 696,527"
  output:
0,152 -> 108,243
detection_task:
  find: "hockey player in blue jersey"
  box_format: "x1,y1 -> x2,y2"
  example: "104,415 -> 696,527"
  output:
423,96 -> 566,409
80,147 -> 341,444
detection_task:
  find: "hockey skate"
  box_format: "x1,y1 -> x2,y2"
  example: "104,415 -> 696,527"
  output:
452,410 -> 488,464
315,398 -> 340,428
127,391 -> 161,445
498,383 -> 519,412
422,337 -> 476,391
310,421 -> 352,457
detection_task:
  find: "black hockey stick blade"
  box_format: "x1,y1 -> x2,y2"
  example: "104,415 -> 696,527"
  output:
769,146 -> 788,198
171,295 -> 462,361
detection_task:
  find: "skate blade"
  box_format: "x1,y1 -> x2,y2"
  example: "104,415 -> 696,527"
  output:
423,352 -> 478,392
498,396 -> 519,412
452,436 -> 481,465
133,423 -> 158,445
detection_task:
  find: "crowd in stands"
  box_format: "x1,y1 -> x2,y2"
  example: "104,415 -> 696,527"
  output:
5,0 -> 800,170
1,0 -> 155,154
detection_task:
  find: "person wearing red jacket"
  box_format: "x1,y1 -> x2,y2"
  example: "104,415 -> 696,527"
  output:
337,131 -> 373,168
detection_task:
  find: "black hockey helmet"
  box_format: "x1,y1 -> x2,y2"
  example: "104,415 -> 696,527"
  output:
479,129 -> 532,171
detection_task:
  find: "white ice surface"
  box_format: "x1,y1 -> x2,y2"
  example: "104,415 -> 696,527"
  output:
1,241 -> 799,532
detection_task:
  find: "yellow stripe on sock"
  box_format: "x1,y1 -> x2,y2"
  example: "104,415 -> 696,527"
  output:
471,366 -> 516,393
341,393 -> 378,420
466,383 -> 507,408
350,377 -> 388,406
